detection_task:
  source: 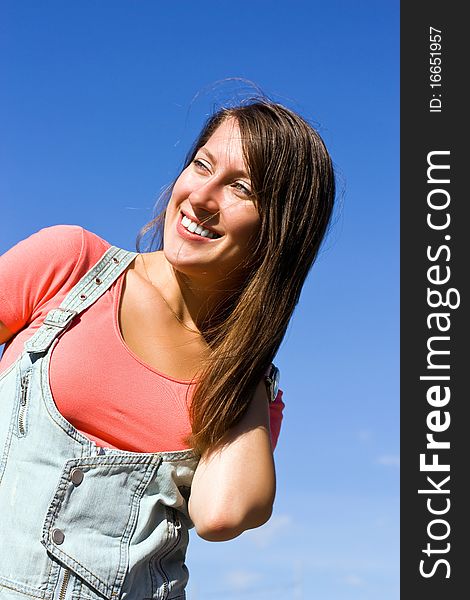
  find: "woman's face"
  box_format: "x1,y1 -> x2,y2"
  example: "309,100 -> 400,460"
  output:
163,118 -> 261,284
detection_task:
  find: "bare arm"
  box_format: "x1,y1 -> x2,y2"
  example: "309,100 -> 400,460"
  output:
188,379 -> 276,542
0,320 -> 14,345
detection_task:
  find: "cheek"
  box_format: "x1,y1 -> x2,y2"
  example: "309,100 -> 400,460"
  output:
166,180 -> 188,219
172,169 -> 194,198
240,223 -> 260,243
229,210 -> 261,241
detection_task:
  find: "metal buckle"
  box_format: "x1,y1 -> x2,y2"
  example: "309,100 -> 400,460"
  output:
265,364 -> 280,403
43,308 -> 78,328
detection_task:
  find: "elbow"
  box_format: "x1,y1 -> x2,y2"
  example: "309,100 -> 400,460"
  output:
194,518 -> 240,542
193,502 -> 274,542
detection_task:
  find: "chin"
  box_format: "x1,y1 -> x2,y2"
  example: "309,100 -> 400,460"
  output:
162,247 -> 211,277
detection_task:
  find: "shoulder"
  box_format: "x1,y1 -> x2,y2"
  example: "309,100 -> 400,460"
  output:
30,223 -> 113,286
1,224 -> 110,260
0,225 -> 112,332
26,223 -> 110,260
11,224 -> 110,268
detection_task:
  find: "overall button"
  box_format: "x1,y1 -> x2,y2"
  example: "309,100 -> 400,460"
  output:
51,528 -> 65,545
70,467 -> 84,486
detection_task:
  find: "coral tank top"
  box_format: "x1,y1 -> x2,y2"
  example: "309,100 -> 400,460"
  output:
0,225 -> 284,452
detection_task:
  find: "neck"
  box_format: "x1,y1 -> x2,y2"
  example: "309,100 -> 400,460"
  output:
142,251 -> 240,332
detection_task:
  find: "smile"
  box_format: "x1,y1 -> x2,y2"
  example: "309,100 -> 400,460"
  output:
180,214 -> 221,239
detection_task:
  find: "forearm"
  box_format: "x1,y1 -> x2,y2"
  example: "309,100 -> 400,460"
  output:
188,381 -> 276,541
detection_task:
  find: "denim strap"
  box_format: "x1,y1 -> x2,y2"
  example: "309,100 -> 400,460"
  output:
24,246 -> 138,354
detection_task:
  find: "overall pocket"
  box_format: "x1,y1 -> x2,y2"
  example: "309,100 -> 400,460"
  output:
41,455 -> 162,600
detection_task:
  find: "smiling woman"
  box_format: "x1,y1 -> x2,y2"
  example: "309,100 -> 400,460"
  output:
0,98 -> 335,599
162,118 -> 261,283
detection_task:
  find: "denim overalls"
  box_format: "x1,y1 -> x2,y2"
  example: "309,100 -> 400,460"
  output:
0,245 -> 199,600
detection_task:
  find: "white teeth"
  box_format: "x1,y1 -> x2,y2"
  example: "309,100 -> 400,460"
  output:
181,214 -> 219,239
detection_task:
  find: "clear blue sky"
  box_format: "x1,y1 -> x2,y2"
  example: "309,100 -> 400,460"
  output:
0,1 -> 399,598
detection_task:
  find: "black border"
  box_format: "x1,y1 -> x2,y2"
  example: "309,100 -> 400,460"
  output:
401,2 -> 468,595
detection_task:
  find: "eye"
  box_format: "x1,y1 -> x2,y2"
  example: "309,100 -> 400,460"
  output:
192,158 -> 210,171
232,181 -> 252,196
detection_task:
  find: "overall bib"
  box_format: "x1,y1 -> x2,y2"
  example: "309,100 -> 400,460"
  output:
0,245 -> 199,600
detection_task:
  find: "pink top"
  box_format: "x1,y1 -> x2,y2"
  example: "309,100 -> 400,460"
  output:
0,225 -> 284,452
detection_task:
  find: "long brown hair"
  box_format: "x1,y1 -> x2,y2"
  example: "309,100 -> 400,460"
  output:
137,99 -> 335,455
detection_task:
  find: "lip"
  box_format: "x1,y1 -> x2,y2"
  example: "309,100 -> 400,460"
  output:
176,211 -> 222,242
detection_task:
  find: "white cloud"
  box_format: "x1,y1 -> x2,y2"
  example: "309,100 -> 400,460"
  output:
376,454 -> 400,467
357,429 -> 373,442
343,574 -> 365,586
244,513 -> 293,548
224,569 -> 263,590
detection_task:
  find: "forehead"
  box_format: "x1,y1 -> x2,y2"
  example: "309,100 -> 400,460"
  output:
201,118 -> 246,168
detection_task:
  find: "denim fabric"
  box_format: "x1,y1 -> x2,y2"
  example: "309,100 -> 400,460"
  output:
0,246 -> 199,600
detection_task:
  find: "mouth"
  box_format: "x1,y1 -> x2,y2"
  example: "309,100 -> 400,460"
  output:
179,211 -> 222,240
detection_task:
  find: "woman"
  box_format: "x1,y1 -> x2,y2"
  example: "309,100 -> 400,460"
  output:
0,99 -> 335,599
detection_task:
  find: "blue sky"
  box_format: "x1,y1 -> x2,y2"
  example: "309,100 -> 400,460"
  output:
0,1 -> 399,598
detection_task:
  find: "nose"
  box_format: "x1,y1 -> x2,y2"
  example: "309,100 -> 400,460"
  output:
188,178 -> 222,218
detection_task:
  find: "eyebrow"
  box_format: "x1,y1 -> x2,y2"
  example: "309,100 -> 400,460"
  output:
198,147 -> 217,163
198,146 -> 250,179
